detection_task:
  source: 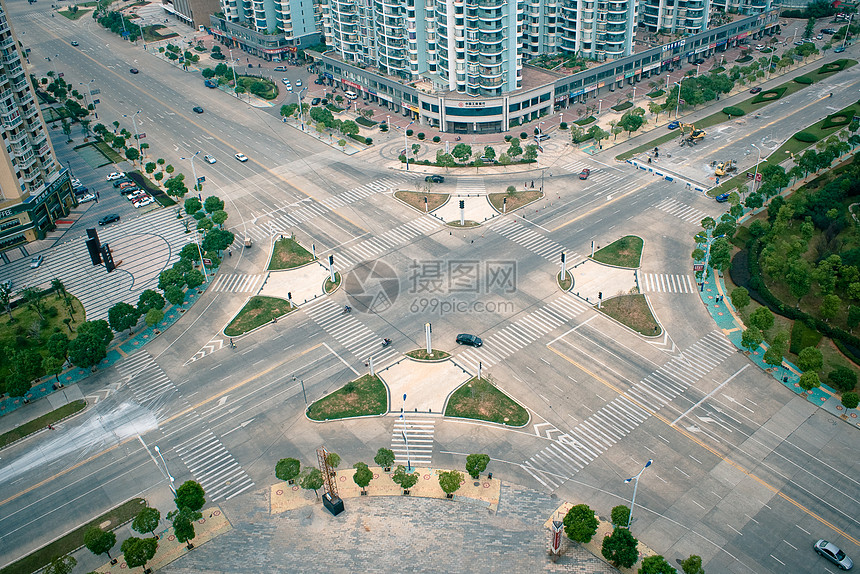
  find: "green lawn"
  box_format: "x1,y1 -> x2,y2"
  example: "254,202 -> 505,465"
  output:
558,270 -> 572,290
395,191 -> 448,212
445,377 -> 529,426
236,76 -> 278,100
57,8 -> 90,19
598,294 -> 661,336
0,498 -> 146,574
0,400 -> 86,448
488,191 -> 542,212
307,374 -> 387,420
406,349 -> 450,360
325,272 -> 341,294
591,235 -> 644,268
224,296 -> 295,336
268,237 -> 314,270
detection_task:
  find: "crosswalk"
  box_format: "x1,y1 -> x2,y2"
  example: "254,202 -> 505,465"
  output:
391,416 -> 435,467
329,216 -> 441,270
116,352 -> 255,501
456,295 -> 591,373
303,298 -> 400,365
558,161 -> 618,184
208,273 -> 264,293
521,331 -> 736,489
638,272 -> 696,294
456,176 -> 486,195
654,198 -> 710,225
489,218 -> 578,263
241,174 -> 420,242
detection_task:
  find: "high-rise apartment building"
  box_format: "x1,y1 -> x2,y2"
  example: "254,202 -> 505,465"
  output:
639,0 -> 710,36
209,0 -> 322,60
0,0 -> 72,250
557,0 -> 638,61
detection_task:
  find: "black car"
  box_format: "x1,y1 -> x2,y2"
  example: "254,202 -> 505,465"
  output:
129,68 -> 139,74
98,214 -> 120,226
456,333 -> 483,347
193,106 -> 204,114
425,175 -> 444,183
73,186 -> 89,196
693,58 -> 705,65
113,178 -> 132,188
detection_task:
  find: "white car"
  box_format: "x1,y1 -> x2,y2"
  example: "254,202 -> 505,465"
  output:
133,197 -> 155,208
755,44 -> 765,50
295,79 -> 302,86
77,193 -> 96,203
235,153 -> 249,162
30,254 -> 43,268
204,154 -> 216,164
127,191 -> 148,202
71,178 -> 82,188
281,78 -> 291,86
106,172 -> 125,181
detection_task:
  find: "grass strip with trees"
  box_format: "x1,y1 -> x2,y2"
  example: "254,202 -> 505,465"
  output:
307,374 -> 388,420
488,189 -> 542,212
597,294 -> 661,336
224,296 -> 295,336
395,191 -> 448,212
0,498 -> 146,574
0,400 -> 86,448
591,236 -> 643,268
268,236 -> 315,270
444,377 -> 529,426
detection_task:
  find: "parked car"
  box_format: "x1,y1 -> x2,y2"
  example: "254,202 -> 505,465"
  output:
667,120 -> 680,130
106,171 -> 125,181
30,254 -> 44,268
204,79 -> 217,88
750,87 -> 762,94
71,40 -> 79,46
73,186 -> 89,196
835,47 -> 846,53
822,28 -> 836,34
127,191 -> 148,201
755,44 -> 765,50
113,178 -> 132,188
235,153 -> 249,162
274,65 -> 288,72
814,539 -> 853,570
133,197 -> 155,208
281,78 -> 290,85
311,97 -> 321,105
456,333 -> 483,347
295,79 -> 302,86
425,175 -> 444,183
71,177 -> 82,188
579,168 -> 591,180
715,193 -> 731,203
193,106 -> 204,114
119,181 -> 137,190
120,186 -> 140,195
98,214 -> 120,226
129,68 -> 139,74
693,58 -> 705,65
794,40 -> 805,46
77,193 -> 96,203
816,34 -> 824,40
204,154 -> 216,164
478,156 -> 496,163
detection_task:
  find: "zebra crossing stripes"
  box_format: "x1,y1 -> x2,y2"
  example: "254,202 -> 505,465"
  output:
208,273 -> 263,293
456,176 -> 486,195
303,298 -> 399,364
654,198 -> 710,224
522,331 -> 736,489
332,217 -> 440,270
391,416 -> 435,466
115,351 -> 176,409
173,429 -> 255,501
638,272 -> 695,294
489,218 -> 574,262
456,295 -> 589,373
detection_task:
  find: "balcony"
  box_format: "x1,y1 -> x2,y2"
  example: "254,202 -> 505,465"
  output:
2,111 -> 21,130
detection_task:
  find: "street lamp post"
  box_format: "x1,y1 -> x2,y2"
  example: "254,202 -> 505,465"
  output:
751,143 -> 762,195
840,14 -> 853,51
137,20 -> 146,50
404,120 -> 414,171
123,110 -> 142,159
597,99 -> 603,115
631,86 -> 636,101
154,445 -> 177,495
559,112 -> 564,127
538,121 -> 545,139
624,459 -> 652,528
297,87 -> 307,130
84,79 -> 98,119
674,77 -> 684,119
400,393 -> 412,472
228,49 -> 239,99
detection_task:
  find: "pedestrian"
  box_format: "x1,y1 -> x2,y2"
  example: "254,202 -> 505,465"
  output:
531,180 -> 534,188
229,338 -> 234,348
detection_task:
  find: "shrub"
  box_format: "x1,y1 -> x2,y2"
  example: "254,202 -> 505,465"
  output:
822,113 -> 851,129
790,320 -> 822,355
842,391 -> 859,410
417,132 -> 425,140
574,116 -> 596,126
794,131 -> 818,143
520,132 -> 528,140
750,87 -> 786,104
794,75 -> 813,84
432,136 -> 440,143
504,135 -> 512,142
610,101 -> 633,112
818,59 -> 848,74
829,366 -> 857,392
722,106 -> 745,117
610,505 -> 630,527
646,89 -> 665,98
406,128 -> 413,136
559,122 -> 568,130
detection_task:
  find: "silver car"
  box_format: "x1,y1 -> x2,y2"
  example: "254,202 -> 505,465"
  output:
815,539 -> 854,570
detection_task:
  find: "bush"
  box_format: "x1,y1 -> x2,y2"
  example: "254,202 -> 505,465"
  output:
794,75 -> 813,84
790,320 -> 822,355
829,366 -> 857,392
504,135 -> 512,142
646,89 -> 665,98
722,106 -> 745,117
559,122 -> 568,130
822,113 -> 851,129
432,136 -> 440,143
750,87 -> 787,104
842,391 -> 859,410
610,505 -> 630,527
574,116 -> 596,126
610,101 -> 633,112
794,131 -> 818,143
417,132 -> 425,140
818,59 -> 848,74
563,504 -> 599,543
520,132 -> 527,140
406,129 -> 413,136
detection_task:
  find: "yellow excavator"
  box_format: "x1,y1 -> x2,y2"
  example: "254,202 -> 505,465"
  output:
680,123 -> 706,144
714,160 -> 737,176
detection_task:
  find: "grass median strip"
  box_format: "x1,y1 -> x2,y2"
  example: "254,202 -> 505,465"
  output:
488,190 -> 541,212
308,374 -> 387,420
225,296 -> 295,336
406,349 -> 450,361
0,400 -> 86,449
597,294 -> 661,336
0,498 -> 146,574
445,377 -> 529,426
268,237 -> 314,270
395,190 -> 448,212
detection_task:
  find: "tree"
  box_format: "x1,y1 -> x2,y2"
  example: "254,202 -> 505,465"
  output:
601,526 -> 639,568
0,281 -> 13,321
202,229 -> 235,253
6,374 -> 30,398
42,355 -> 64,382
392,464 -> 419,492
438,469 -> 462,497
482,146 -> 495,161
159,268 -> 185,291
184,197 -> 202,215
204,196 -> 225,213
120,536 -> 158,571
730,287 -> 750,311
639,554 -> 676,574
185,269 -> 204,289
709,237 -> 732,274
164,285 -> 185,306
108,302 -> 140,333
523,144 -> 538,161
145,308 -> 163,328
797,347 -> 823,372
841,391 -> 859,410
12,348 -> 42,383
125,147 -> 140,162
132,506 -> 161,538
44,555 -> 76,574
849,305 -> 860,332
47,332 -> 69,359
821,294 -> 841,322
353,462 -> 373,493
169,506 -> 202,549
84,526 -> 117,562
451,143 -> 472,163
611,505 -> 630,527
300,467 -> 324,499
68,331 -> 108,369
465,453 -> 490,479
275,458 -> 301,483
562,504 -> 599,543
174,480 -> 205,511
763,342 -> 784,371
798,371 -> 821,394
20,286 -> 47,321
374,447 -> 395,469
828,366 -> 857,392
325,451 -> 341,471
138,289 -> 165,314
749,307 -> 774,332
680,554 -> 705,574
165,174 -> 188,198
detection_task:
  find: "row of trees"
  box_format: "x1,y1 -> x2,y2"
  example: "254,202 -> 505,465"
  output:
274,450 -> 492,498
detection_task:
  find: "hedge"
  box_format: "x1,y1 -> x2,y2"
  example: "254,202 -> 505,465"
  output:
794,131 -> 818,143
789,319 -> 823,355
574,116 -> 596,126
355,116 -> 377,127
794,76 -> 813,84
750,86 -> 787,104
736,55 -> 753,63
722,106 -> 745,117
818,59 -> 849,74
646,89 -> 665,98
822,113 -> 852,129
611,101 -> 633,112
348,133 -> 372,145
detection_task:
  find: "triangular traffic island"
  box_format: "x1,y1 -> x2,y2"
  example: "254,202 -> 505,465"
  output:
488,189 -> 543,214
307,374 -> 388,421
444,376 -> 530,427
379,355 -> 470,414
